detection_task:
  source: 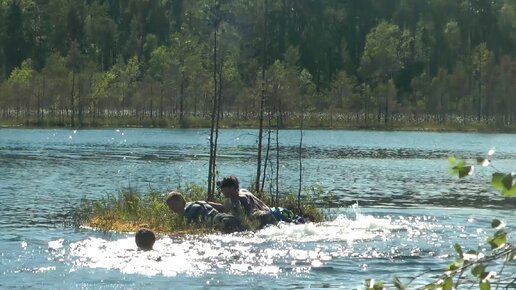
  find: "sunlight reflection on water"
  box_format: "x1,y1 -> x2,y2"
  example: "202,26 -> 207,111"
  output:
2,129 -> 516,288
61,207 -> 442,279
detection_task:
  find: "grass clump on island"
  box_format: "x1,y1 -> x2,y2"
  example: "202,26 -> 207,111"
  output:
73,183 -> 324,235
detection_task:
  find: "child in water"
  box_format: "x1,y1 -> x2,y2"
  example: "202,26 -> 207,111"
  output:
135,228 -> 155,251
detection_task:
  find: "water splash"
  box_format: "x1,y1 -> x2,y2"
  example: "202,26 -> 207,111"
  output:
61,205 -> 439,278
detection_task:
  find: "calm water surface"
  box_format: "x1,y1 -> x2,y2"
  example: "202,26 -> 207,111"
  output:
0,129 -> 515,289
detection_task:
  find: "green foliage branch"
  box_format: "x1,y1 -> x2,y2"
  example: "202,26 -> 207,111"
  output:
366,150 -> 515,290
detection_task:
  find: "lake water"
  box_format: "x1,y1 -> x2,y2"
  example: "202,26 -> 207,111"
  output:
0,128 -> 515,289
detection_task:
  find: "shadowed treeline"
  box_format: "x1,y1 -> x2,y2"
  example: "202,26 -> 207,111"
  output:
1,0 -> 516,129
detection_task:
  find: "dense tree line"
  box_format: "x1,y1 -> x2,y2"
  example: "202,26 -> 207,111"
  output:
1,0 -> 516,128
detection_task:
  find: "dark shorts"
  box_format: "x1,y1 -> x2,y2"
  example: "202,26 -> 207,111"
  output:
256,210 -> 277,228
213,213 -> 247,233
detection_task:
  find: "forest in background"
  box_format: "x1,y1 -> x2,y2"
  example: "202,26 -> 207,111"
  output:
1,0 -> 516,129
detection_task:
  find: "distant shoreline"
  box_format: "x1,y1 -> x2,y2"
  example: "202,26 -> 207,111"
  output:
0,124 -> 515,133
0,114 -> 516,133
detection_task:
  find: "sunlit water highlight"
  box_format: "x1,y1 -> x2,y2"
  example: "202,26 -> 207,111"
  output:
36,206 -> 512,289
1,129 -> 515,289
65,206 -> 391,274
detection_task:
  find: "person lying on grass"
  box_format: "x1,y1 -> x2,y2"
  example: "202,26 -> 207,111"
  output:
216,175 -> 277,229
217,176 -> 305,227
165,191 -> 246,233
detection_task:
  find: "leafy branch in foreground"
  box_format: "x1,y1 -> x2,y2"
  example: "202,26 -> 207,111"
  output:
420,220 -> 514,290
366,230 -> 515,290
449,148 -> 516,196
366,149 -> 515,290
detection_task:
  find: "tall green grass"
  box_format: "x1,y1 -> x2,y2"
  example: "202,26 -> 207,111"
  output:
73,183 -> 325,234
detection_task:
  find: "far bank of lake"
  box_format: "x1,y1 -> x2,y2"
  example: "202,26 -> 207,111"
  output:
2,112 -> 516,134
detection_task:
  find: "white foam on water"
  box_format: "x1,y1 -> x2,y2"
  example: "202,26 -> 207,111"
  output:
68,236 -> 212,277
15,266 -> 56,274
255,205 -> 404,244
63,206 -> 439,277
48,238 -> 64,250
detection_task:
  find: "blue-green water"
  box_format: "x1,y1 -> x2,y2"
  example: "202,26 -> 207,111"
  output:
0,129 -> 515,289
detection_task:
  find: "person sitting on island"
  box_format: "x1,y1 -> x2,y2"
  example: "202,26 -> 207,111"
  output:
135,228 -> 156,251
217,175 -> 277,229
165,191 -> 246,233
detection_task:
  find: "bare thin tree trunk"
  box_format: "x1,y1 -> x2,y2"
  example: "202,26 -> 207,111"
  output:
256,0 -> 268,193
70,72 -> 75,127
207,28 -> 218,201
477,79 -> 482,122
256,92 -> 265,192
384,83 -> 389,125
275,111 -> 280,205
78,75 -> 83,127
297,111 -> 304,210
261,111 -> 272,195
180,74 -> 185,121
213,71 -> 223,194
150,83 -> 154,120
159,83 -> 164,120
37,77 -> 43,124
